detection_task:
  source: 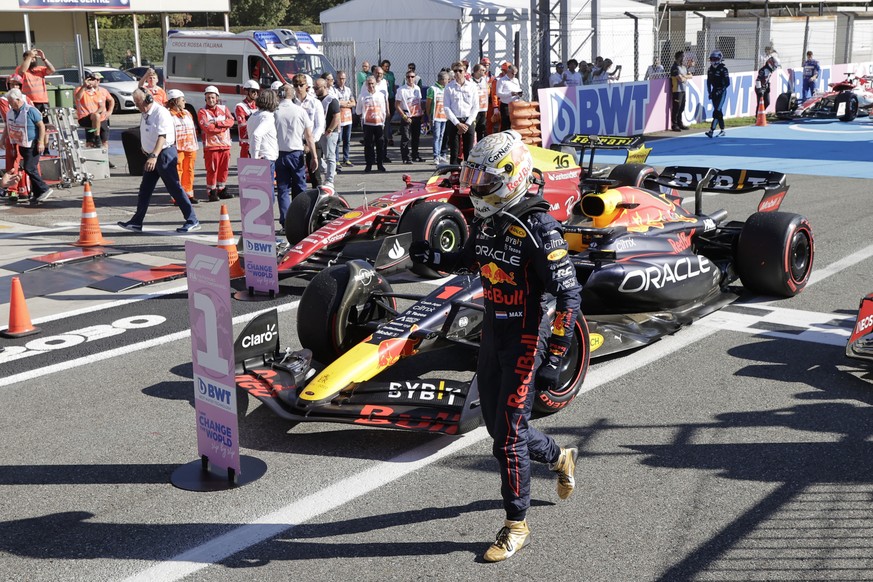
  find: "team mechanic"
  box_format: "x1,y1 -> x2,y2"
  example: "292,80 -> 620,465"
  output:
411,130 -> 581,562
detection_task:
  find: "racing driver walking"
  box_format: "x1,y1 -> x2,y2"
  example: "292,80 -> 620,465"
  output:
411,130 -> 581,562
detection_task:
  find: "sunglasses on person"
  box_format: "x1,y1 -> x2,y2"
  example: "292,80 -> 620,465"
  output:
292,83 -> 306,87
453,68 -> 464,73
406,75 -> 415,78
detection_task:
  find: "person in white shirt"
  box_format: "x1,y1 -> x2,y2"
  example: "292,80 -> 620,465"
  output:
395,69 -> 424,163
117,89 -> 200,233
359,66 -> 391,163
275,83 -> 317,233
442,60 -> 480,164
248,88 -> 279,169
496,64 -> 523,131
562,60 -> 583,86
315,77 -> 340,186
292,73 -> 325,187
356,76 -> 389,172
333,70 -> 356,167
549,62 -> 565,87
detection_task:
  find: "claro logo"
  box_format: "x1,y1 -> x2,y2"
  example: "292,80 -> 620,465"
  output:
241,323 -> 276,348
619,256 -> 712,293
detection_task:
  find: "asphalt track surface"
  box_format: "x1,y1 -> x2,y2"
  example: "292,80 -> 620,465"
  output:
2,116 -> 873,581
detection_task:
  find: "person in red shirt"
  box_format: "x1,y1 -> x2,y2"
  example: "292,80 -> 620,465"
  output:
197,86 -> 234,201
16,48 -> 55,113
235,79 -> 260,159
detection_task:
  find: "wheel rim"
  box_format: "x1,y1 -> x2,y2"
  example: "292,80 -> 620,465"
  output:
554,318 -> 587,396
433,219 -> 461,252
789,227 -> 812,283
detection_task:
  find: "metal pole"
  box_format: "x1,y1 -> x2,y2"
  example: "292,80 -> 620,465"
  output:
133,13 -> 141,67
94,14 -> 100,49
224,13 -> 230,32
23,13 -> 32,51
801,15 -> 810,63
592,0 -> 600,62
75,34 -> 85,78
625,12 -> 639,81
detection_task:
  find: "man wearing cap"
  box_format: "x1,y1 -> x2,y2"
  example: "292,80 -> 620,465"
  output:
3,88 -> 52,204
236,80 -> 260,159
549,62 -> 565,87
197,86 -> 234,201
75,72 -> 115,150
117,89 -> 200,233
16,49 -> 55,114
802,51 -> 821,101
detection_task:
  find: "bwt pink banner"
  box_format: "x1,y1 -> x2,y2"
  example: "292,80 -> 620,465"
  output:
186,242 -> 240,475
539,63 -> 871,147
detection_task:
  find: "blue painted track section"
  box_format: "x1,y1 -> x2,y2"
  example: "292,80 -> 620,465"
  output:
596,117 -> 873,178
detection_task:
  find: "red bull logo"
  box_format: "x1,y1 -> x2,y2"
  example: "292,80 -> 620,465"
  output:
377,337 -> 418,367
481,262 -> 516,286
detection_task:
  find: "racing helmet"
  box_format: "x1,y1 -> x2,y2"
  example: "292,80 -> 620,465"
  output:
460,130 -> 533,219
709,50 -> 723,63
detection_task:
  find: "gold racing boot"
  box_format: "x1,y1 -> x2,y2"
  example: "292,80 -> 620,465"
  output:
550,447 -> 578,500
483,519 -> 531,562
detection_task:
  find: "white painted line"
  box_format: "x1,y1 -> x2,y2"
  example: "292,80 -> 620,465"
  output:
0,300 -> 300,388
788,124 -> 873,134
29,284 -> 189,325
121,429 -> 490,582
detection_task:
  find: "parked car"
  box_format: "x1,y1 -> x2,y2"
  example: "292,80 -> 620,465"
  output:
125,66 -> 164,86
54,66 -> 139,112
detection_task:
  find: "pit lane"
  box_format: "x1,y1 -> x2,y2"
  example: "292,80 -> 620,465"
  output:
1,119 -> 873,581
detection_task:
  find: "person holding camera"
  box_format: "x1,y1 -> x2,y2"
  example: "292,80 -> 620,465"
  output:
16,49 -> 55,114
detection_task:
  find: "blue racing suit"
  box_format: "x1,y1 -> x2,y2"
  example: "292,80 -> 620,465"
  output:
707,62 -> 730,131
427,196 -> 582,520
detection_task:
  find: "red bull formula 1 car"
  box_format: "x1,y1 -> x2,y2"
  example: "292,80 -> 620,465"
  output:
847,293 -> 873,362
232,162 -> 814,435
274,136 -> 650,279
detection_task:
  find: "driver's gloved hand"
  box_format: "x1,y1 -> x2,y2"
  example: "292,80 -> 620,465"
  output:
535,334 -> 571,393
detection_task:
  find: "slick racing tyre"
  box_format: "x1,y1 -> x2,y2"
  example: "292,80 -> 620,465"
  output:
737,211 -> 814,298
775,92 -> 796,118
608,163 -> 657,188
835,91 -> 859,122
285,188 -> 350,246
533,312 -> 591,416
398,201 -> 468,279
298,263 -> 396,364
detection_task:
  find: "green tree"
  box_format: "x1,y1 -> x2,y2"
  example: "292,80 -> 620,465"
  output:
232,0 -> 291,27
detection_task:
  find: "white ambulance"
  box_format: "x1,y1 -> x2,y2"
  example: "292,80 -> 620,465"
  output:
163,29 -> 336,113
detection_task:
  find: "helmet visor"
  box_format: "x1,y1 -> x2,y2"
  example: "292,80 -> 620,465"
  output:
460,161 -> 504,197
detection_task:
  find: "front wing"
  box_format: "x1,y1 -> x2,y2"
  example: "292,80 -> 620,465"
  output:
847,292 -> 873,362
236,364 -> 480,435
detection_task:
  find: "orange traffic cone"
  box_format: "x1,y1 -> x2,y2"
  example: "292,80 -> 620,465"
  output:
1,277 -> 40,338
73,182 -> 112,247
217,204 -> 245,278
755,95 -> 768,126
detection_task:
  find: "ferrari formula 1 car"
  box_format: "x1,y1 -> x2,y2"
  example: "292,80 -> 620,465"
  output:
232,162 -> 814,435
274,135 -> 651,279
776,72 -> 873,122
847,293 -> 873,362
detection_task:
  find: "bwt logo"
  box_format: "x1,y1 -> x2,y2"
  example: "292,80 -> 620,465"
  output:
190,254 -> 224,274
198,378 -> 232,405
239,164 -> 269,177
